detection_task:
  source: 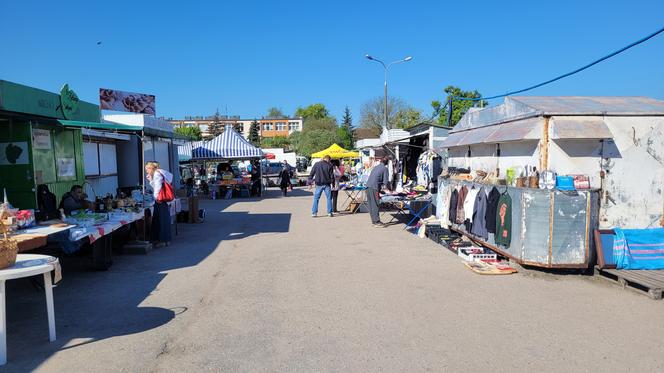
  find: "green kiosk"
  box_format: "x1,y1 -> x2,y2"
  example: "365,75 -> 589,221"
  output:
0,80 -> 99,210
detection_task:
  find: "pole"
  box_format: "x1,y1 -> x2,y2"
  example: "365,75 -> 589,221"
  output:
384,67 -> 388,131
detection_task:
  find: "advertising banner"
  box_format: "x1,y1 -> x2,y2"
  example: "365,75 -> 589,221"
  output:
100,88 -> 155,115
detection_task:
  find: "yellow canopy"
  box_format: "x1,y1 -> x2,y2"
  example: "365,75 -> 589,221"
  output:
311,143 -> 359,159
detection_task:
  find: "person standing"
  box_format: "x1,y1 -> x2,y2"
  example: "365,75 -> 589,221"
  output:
309,155 -> 334,217
279,161 -> 292,197
330,159 -> 343,213
145,161 -> 173,245
366,156 -> 392,227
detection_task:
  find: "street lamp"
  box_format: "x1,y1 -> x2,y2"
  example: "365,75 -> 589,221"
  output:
365,54 -> 413,131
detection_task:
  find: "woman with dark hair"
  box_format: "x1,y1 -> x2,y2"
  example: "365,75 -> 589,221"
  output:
278,161 -> 292,197
145,161 -> 173,245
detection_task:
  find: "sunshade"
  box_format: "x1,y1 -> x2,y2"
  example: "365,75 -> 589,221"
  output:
192,127 -> 264,159
311,143 -> 359,159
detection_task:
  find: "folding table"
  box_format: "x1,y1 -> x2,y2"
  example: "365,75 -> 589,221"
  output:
341,187 -> 368,214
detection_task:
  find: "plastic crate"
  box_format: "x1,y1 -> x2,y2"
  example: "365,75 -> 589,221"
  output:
458,248 -> 497,262
425,225 -> 452,244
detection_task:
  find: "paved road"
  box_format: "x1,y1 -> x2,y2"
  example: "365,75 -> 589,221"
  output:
5,188 -> 664,372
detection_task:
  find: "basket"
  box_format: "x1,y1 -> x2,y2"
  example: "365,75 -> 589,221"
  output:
0,221 -> 18,269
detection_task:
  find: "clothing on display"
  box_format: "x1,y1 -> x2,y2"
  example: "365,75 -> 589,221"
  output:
416,150 -> 438,187
470,187 -> 488,240
438,186 -> 452,226
449,188 -> 459,224
495,191 -> 512,248
485,187 -> 500,234
463,187 -> 480,224
455,185 -> 468,224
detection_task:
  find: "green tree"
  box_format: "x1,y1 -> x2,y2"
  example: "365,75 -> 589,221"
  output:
430,86 -> 488,127
248,120 -> 260,146
266,107 -> 286,119
298,129 -> 339,157
288,131 -> 302,153
360,96 -> 422,129
261,136 -> 290,149
337,106 -> 354,149
295,103 -> 330,121
174,126 -> 202,140
208,109 -> 224,137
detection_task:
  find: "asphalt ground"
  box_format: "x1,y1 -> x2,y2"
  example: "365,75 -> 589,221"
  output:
4,187 -> 664,372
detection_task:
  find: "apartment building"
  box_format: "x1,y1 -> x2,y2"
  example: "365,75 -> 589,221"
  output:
168,115 -> 303,140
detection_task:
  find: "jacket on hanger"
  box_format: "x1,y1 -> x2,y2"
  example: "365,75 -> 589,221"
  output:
455,185 -> 468,224
485,187 -> 501,234
470,187 -> 488,240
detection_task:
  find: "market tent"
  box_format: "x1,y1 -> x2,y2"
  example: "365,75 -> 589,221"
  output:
192,128 -> 264,159
311,143 -> 359,159
177,141 -> 204,161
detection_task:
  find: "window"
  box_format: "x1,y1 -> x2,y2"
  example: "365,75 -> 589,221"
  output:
288,122 -> 299,131
276,122 -> 286,131
263,122 -> 274,131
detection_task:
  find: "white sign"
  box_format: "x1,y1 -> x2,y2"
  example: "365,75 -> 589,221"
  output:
0,142 -> 29,165
57,157 -> 76,177
32,129 -> 52,150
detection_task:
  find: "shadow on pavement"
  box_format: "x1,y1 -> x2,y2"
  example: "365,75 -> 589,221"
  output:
2,195 -> 291,371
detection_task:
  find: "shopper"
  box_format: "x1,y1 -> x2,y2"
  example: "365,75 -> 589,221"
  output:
145,161 -> 173,245
279,161 -> 292,197
309,155 -> 334,217
330,159 -> 342,213
366,156 -> 392,227
250,160 -> 261,197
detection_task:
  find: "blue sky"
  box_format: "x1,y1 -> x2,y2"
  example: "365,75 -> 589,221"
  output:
2,1 -> 663,122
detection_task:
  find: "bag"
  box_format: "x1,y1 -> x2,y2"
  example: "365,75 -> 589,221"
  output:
157,171 -> 175,203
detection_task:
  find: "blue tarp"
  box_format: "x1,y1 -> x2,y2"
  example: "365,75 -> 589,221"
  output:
614,228 -> 664,270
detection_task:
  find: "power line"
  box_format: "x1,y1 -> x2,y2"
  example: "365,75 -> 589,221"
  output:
454,25 -> 664,101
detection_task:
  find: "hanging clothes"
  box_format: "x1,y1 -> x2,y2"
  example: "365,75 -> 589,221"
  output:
470,187 -> 488,240
455,185 -> 468,224
495,191 -> 513,248
485,187 -> 500,234
463,186 -> 480,224
449,188 -> 459,224
439,185 -> 452,226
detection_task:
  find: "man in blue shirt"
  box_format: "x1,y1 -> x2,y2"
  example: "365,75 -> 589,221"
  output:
308,155 -> 335,217
366,156 -> 392,227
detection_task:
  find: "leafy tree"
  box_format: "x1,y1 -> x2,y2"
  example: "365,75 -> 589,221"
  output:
248,120 -> 260,146
261,136 -> 290,149
430,86 -> 488,127
304,117 -> 337,132
288,131 -> 302,153
266,107 -> 286,119
295,103 -> 330,121
208,109 -> 224,137
394,107 -> 423,129
359,96 -> 422,129
174,126 -> 202,140
297,129 -> 339,157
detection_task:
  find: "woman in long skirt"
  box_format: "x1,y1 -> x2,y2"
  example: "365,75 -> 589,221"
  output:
145,161 -> 173,244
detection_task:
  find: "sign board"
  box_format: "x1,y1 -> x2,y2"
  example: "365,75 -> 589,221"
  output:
31,129 -> 52,150
100,88 -> 155,115
56,157 -> 76,177
59,84 -> 80,120
0,142 -> 29,165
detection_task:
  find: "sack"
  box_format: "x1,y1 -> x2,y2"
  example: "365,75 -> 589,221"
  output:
157,172 -> 175,203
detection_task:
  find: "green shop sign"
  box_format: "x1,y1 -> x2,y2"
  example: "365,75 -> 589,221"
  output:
59,84 -> 80,120
0,80 -> 99,122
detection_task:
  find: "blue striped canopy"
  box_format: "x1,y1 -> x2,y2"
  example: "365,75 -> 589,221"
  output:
192,128 -> 264,159
178,141 -> 203,161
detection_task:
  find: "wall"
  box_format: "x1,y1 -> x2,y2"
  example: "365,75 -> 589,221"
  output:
0,119 -> 35,208
447,141 -> 540,179
599,116 -> 664,228
116,136 -> 141,188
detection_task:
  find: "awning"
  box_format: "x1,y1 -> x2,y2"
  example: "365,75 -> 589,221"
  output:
58,119 -> 143,131
456,125 -> 498,146
551,118 -> 613,139
192,128 -> 264,159
438,132 -> 467,148
311,143 -> 359,159
485,117 -> 542,143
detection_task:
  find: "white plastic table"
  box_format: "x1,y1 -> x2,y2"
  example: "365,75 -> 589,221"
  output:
0,254 -> 59,365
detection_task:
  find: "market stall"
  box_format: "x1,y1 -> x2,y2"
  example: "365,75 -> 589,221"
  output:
189,127 -> 264,198
436,96 -> 664,269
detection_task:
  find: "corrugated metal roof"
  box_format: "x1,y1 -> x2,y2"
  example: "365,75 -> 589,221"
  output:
510,96 -> 664,115
453,96 -> 664,132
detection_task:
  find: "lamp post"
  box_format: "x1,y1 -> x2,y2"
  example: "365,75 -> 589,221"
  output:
365,54 -> 412,131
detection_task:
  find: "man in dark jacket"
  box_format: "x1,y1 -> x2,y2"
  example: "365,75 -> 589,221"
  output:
366,156 -> 392,227
59,185 -> 86,215
309,155 -> 334,217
